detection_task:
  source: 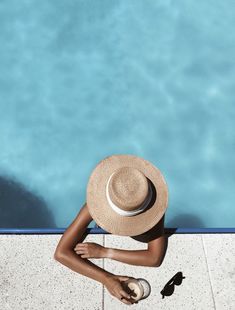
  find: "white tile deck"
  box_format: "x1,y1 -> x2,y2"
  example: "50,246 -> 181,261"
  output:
104,234 -> 215,310
202,234 -> 235,310
0,234 -> 104,310
0,233 -> 234,310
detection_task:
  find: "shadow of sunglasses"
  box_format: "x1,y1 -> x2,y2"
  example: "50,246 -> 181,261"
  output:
160,272 -> 186,299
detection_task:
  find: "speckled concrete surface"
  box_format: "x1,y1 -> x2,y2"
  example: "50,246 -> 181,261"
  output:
0,234 -> 104,310
104,234 -> 215,310
0,234 -> 234,310
202,234 -> 235,310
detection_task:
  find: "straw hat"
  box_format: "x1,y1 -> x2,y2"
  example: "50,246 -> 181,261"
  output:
86,154 -> 168,236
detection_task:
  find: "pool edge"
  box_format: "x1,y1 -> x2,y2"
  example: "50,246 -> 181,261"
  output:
0,228 -> 235,234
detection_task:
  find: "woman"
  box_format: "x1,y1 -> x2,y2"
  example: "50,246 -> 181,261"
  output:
54,154 -> 168,306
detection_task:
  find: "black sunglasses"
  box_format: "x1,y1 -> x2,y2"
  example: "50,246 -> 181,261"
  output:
160,272 -> 186,299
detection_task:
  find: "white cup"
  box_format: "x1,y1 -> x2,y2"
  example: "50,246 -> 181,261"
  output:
122,278 -> 151,302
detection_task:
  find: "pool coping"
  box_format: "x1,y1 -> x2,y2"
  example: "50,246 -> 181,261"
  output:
0,228 -> 235,234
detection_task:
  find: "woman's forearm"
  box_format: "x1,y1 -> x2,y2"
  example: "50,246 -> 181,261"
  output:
104,248 -> 155,267
55,250 -> 114,284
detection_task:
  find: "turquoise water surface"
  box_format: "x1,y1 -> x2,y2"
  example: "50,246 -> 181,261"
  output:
0,0 -> 235,229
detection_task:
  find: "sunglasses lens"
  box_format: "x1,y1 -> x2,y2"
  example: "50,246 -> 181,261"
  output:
174,278 -> 182,285
161,273 -> 185,299
174,273 -> 185,285
160,289 -> 166,299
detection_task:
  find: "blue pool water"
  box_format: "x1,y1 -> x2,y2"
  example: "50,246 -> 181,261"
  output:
0,0 -> 235,230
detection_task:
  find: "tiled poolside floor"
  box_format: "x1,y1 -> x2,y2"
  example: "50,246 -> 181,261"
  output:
0,233 -> 234,310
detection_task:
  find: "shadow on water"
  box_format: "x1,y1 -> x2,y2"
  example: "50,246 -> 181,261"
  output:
166,213 -> 205,231
0,176 -> 56,228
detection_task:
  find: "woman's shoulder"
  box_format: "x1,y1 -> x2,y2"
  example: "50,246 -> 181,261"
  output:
78,202 -> 94,224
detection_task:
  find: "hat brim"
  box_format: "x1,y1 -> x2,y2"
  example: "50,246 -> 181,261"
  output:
86,154 -> 168,236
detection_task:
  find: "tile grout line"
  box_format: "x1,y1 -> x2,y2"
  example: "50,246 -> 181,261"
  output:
102,234 -> 105,310
201,235 -> 217,310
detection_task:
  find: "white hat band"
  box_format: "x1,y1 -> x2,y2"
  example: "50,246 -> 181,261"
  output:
105,172 -> 153,217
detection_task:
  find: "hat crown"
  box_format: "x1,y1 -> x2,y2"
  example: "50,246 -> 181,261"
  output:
108,167 -> 149,211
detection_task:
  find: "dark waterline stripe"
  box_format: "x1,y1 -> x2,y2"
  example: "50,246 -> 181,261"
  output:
0,228 -> 234,234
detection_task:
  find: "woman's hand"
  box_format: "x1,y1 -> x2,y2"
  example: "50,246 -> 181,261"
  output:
74,242 -> 106,259
103,274 -> 138,305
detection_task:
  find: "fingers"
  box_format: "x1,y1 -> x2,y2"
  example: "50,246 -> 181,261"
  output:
74,250 -> 89,258
120,297 -> 132,305
74,243 -> 95,259
120,289 -> 131,300
74,243 -> 87,253
113,276 -> 134,304
118,289 -> 135,305
74,243 -> 86,251
74,248 -> 85,254
81,254 -> 88,258
74,248 -> 88,258
117,292 -> 132,305
74,250 -> 85,254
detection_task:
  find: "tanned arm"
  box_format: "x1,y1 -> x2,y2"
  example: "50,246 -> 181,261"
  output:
105,248 -> 154,266
54,203 -> 114,284
103,235 -> 165,267
103,215 -> 166,267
